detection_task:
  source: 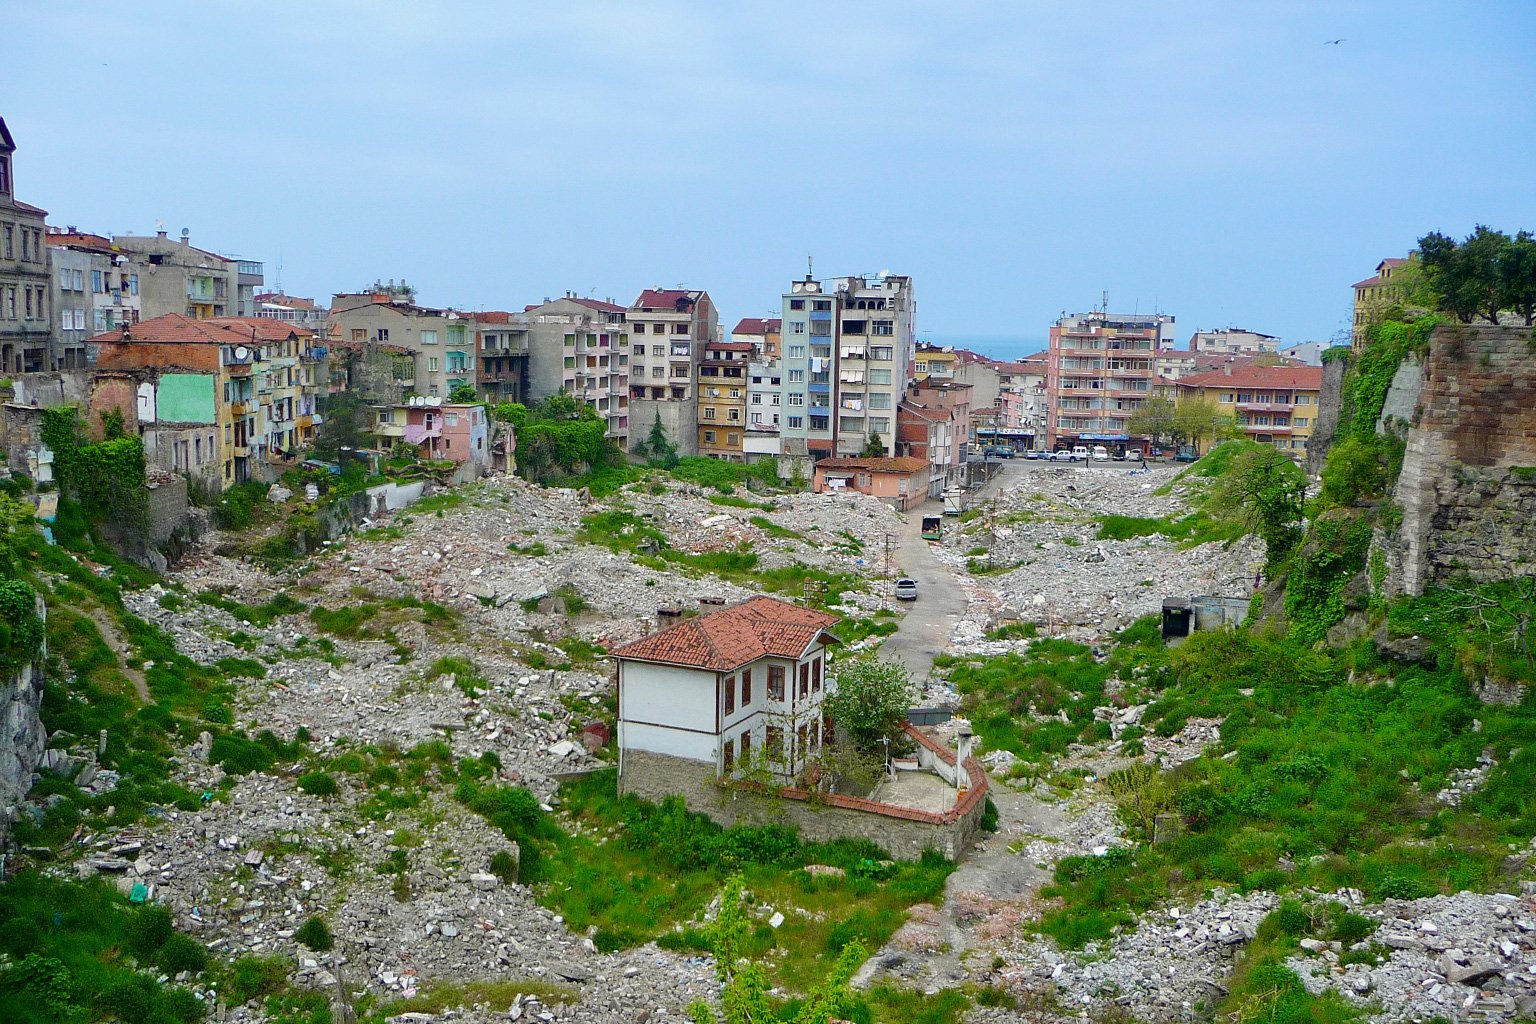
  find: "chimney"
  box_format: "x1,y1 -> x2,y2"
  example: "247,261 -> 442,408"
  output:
1223,362 -> 1232,376
156,230 -> 168,239
956,724 -> 974,766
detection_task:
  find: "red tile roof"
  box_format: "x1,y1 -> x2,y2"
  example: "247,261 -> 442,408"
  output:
1178,365 -> 1323,390
472,310 -> 514,324
705,341 -> 754,352
610,596 -> 840,671
89,313 -> 315,346
816,456 -> 929,474
733,317 -> 781,335
1353,275 -> 1385,290
46,229 -> 116,253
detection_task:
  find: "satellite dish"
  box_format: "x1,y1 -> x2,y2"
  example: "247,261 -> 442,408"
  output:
234,346 -> 249,359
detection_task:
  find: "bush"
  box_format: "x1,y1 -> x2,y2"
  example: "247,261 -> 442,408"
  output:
125,904 -> 174,959
224,954 -> 291,1005
210,733 -> 274,775
156,932 -> 208,975
489,849 -> 520,884
99,975 -> 157,1024
0,577 -> 44,674
297,771 -> 339,797
294,916 -> 333,952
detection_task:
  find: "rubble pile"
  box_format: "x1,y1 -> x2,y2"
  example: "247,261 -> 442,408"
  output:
938,465 -> 1262,634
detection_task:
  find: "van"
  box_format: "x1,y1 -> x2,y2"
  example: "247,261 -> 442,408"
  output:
1070,445 -> 1089,461
1091,445 -> 1110,462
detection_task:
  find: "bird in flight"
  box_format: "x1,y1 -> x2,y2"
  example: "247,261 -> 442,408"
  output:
1324,38 -> 1345,44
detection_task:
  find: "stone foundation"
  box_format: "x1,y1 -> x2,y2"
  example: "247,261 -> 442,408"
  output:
618,726 -> 988,860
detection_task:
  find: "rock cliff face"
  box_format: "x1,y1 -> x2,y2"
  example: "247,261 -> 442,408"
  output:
0,603 -> 47,843
1389,324 -> 1536,596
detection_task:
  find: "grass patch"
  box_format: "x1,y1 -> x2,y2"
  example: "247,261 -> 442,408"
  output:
377,979 -> 577,1017
195,589 -> 307,626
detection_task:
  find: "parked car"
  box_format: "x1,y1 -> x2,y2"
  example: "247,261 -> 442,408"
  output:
1174,446 -> 1199,463
1149,447 -> 1164,459
986,445 -> 1014,459
1070,446 -> 1090,462
1091,445 -> 1111,462
1023,449 -> 1043,460
1124,449 -> 1145,462
895,577 -> 918,601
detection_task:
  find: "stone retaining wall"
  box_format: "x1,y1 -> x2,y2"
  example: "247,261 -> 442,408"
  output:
618,724 -> 988,860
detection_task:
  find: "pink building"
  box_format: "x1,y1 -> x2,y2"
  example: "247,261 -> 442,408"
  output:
812,456 -> 928,511
395,401 -> 490,479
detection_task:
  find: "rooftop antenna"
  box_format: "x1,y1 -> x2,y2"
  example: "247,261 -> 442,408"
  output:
807,255 -> 813,279
1102,289 -> 1109,313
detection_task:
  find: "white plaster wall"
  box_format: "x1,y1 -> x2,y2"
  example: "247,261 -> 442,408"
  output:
622,661 -> 717,733
620,720 -> 715,762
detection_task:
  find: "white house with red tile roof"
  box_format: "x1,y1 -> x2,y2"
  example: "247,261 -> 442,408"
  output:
610,596 -> 840,787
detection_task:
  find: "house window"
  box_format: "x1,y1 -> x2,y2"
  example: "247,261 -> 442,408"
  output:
789,299 -> 805,310
788,393 -> 804,406
421,330 -> 438,345
727,432 -> 739,445
789,369 -> 805,382
812,658 -> 821,692
1219,393 -> 1233,403
428,357 -> 439,372
724,674 -> 735,715
703,406 -> 716,420
768,666 -> 785,700
722,738 -> 734,772
766,725 -> 785,763
787,416 -> 803,428
787,344 -> 806,358
799,663 -> 810,698
812,300 -> 831,311
870,346 -> 893,361
652,345 -> 665,356
703,430 -> 716,444
741,668 -> 752,705
872,319 -> 894,336
868,369 -> 892,385
790,321 -> 806,334
740,730 -> 751,766
653,323 -> 666,334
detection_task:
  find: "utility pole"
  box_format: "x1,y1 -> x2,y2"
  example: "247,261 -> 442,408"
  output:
883,533 -> 894,607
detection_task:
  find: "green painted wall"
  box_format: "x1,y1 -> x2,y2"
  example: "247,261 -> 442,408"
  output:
158,373 -> 216,424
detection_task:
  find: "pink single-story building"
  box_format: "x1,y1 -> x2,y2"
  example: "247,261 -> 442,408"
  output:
811,456 -> 929,511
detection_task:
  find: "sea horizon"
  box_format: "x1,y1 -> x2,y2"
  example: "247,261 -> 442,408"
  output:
920,333 -> 1049,363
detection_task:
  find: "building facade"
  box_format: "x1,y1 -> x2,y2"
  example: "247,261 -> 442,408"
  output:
1045,311 -> 1175,451
111,230 -> 261,321
897,380 -> 971,497
328,291 -> 479,405
811,456 -> 928,510
1186,328 -> 1280,357
89,314 -> 321,491
744,357 -> 782,461
0,117 -> 53,374
626,289 -> 716,455
697,340 -> 752,460
778,273 -> 915,461
1351,256 -> 1417,347
521,295 -> 629,442
611,597 -> 841,787
731,317 -> 781,360
1175,364 -> 1323,459
472,310 -> 530,405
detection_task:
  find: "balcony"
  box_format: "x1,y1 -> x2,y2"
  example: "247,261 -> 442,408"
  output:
375,422 -> 406,438
226,362 -> 253,377
231,445 -> 250,458
807,382 -> 831,394
297,415 -> 314,430
230,401 -> 251,417
1236,402 -> 1295,414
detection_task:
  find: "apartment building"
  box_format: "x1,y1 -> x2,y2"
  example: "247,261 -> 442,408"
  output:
744,356 -> 782,461
0,116 -> 53,374
897,379 -> 971,497
778,272 -> 915,460
731,317 -> 781,359
255,293 -> 327,331
473,310 -> 530,405
951,351 -> 1045,448
627,288 -> 717,456
112,230 -> 262,320
1352,255 -> 1417,347
1045,311 -> 1175,451
373,399 -> 490,482
1187,328 -> 1280,357
522,295 -> 629,442
697,340 -> 752,460
1175,363 -> 1323,460
46,229 -> 144,370
913,343 -> 958,382
88,314 -> 322,491
329,291 -> 476,404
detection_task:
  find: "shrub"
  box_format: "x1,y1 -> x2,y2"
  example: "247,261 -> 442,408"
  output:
99,975 -> 157,1024
294,916 -> 333,952
297,771 -> 339,797
156,932 -> 208,975
224,954 -> 291,1005
489,849 -> 519,884
125,904 -> 174,959
0,577 -> 44,674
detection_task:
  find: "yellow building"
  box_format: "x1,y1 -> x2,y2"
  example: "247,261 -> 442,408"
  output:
1175,364 -> 1323,461
1352,255 -> 1416,348
697,340 -> 752,460
914,343 -> 957,381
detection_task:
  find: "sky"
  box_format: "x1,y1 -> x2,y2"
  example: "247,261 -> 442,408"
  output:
4,1 -> 1534,356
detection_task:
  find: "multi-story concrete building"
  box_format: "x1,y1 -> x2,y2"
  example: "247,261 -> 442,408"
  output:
744,357 -> 782,462
1175,363 -> 1323,460
1187,328 -> 1280,357
1155,348 -> 1199,381
1045,311 -> 1175,451
111,230 -> 262,320
627,289 -> 716,455
778,272 -> 915,460
328,291 -> 477,404
522,295 -> 629,442
731,317 -> 781,360
913,343 -> 958,382
1351,255 -> 1417,347
88,314 -> 321,491
472,310 -> 530,405
255,293 -> 327,331
0,117 -> 54,374
47,229 -> 144,370
897,379 -> 971,497
697,340 -> 752,460
952,351 -> 1045,448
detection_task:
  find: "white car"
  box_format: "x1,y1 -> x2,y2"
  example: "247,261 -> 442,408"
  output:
895,578 -> 918,601
1091,445 -> 1111,461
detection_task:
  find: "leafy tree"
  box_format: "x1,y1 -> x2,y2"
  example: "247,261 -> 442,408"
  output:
447,382 -> 478,404
1172,396 -> 1232,454
1499,230 -> 1536,325
1318,436 -> 1386,508
823,658 -> 915,752
1127,395 -> 1176,444
1418,225 -> 1536,324
860,431 -> 885,457
315,390 -> 371,462
1208,442 -> 1308,567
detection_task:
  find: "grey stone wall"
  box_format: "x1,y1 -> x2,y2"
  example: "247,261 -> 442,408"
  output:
618,748 -> 981,860
1307,355 -> 1348,474
0,599 -> 47,844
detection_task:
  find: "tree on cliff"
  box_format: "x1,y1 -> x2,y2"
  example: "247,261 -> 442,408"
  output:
1419,225 -> 1536,325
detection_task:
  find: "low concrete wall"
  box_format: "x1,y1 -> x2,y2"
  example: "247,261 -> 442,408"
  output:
618,724 -> 988,860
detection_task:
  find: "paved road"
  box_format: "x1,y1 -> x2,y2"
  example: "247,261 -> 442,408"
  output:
878,461 -> 1019,685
